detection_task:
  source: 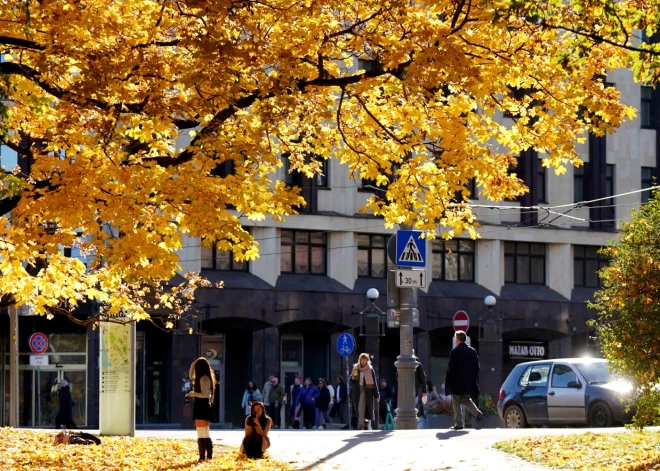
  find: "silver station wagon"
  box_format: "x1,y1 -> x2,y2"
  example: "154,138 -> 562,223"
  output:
497,358 -> 634,428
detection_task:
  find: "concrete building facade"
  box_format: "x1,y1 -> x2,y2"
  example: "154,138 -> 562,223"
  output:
1,65 -> 658,429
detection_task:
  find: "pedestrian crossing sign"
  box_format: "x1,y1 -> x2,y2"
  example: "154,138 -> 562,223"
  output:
395,230 -> 426,268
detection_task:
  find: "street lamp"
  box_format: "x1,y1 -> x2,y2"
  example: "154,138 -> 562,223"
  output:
479,295 -> 502,341
359,289 -> 386,337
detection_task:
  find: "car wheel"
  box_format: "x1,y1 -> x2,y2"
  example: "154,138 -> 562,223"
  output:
504,405 -> 527,429
589,402 -> 613,428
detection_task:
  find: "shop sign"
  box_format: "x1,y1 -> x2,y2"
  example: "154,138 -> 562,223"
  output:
506,341 -> 548,360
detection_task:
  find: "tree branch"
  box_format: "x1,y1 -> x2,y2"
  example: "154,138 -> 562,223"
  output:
0,36 -> 45,51
543,21 -> 660,56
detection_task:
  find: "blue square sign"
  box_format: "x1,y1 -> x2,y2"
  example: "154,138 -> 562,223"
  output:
396,230 -> 426,268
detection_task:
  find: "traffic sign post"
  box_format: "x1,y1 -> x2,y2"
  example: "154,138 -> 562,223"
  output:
28,332 -> 49,427
453,311 -> 470,333
336,333 -> 356,430
395,269 -> 426,288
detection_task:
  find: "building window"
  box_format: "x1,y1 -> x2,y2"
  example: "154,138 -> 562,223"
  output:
604,164 -> 615,227
201,245 -> 248,272
211,160 -> 235,178
642,167 -> 655,203
538,160 -> 547,203
280,230 -> 327,275
432,239 -> 475,281
284,154 -> 328,188
641,86 -> 654,129
574,245 -> 608,288
467,178 -> 477,200
357,234 -> 388,278
316,159 -> 329,187
504,242 -> 545,285
574,163 -> 589,203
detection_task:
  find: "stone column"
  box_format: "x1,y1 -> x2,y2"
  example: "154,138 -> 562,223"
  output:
547,243 -> 572,299
252,327 -> 280,389
475,240 -> 503,296
549,336 -> 572,359
478,321 -> 503,399
86,323 -> 100,428
264,326 -> 280,381
172,333 -> 199,428
252,330 -> 265,386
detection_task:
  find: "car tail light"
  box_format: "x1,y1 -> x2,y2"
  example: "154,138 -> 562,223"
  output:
499,388 -> 505,401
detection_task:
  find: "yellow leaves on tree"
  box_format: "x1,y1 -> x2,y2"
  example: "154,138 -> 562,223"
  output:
0,428 -> 292,471
0,0 -> 656,320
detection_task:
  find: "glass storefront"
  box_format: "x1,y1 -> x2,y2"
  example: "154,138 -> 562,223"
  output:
3,332 -> 88,428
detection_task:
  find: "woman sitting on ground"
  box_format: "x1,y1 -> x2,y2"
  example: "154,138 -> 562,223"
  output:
241,401 -> 272,459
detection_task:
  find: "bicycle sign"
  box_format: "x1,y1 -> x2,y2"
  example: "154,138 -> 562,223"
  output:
336,333 -> 356,357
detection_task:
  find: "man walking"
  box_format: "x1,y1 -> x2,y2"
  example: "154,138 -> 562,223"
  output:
413,351 -> 428,428
262,374 -> 274,409
444,331 -> 484,430
268,376 -> 285,429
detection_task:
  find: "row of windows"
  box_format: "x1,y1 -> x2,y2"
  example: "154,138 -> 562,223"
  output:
213,151 -> 654,209
201,234 -> 607,288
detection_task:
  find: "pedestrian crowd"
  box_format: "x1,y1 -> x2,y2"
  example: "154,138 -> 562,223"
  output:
44,330 -> 477,462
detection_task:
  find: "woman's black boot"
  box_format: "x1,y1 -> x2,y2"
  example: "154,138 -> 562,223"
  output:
205,438 -> 213,460
197,438 -> 206,461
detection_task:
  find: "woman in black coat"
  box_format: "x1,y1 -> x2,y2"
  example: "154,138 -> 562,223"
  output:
55,380 -> 76,429
314,379 -> 331,430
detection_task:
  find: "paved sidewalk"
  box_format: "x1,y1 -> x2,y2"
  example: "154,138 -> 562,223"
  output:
137,427 -> 635,470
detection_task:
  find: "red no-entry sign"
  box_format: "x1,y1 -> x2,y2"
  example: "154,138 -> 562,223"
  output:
453,311 -> 470,333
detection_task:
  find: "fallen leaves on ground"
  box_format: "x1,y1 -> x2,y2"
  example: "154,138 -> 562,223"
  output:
494,431 -> 660,471
0,428 -> 294,471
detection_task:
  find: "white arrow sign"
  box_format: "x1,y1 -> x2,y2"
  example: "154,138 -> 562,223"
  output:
395,269 -> 427,288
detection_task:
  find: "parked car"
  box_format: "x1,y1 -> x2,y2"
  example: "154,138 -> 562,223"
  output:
497,358 -> 634,428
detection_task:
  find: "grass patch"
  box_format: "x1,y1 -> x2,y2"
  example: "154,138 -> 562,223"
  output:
0,428 -> 294,471
494,430 -> 660,471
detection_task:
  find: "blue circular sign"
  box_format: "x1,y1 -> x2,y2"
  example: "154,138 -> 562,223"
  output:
29,332 -> 48,354
336,333 -> 355,357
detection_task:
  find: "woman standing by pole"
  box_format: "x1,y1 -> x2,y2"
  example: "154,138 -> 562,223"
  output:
186,357 -> 216,462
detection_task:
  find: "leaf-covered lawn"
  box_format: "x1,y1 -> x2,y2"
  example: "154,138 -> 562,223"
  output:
0,428 -> 294,471
494,431 -> 660,471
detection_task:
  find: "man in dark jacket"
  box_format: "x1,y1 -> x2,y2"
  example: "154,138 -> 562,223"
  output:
330,376 -> 349,427
378,379 -> 393,422
413,352 -> 429,425
444,331 -> 483,430
267,377 -> 285,429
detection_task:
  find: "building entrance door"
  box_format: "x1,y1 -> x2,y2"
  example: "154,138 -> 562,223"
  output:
19,366 -> 87,428
281,335 -> 303,428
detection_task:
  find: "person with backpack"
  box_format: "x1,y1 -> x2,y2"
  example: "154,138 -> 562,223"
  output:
241,381 -> 262,416
295,377 -> 319,429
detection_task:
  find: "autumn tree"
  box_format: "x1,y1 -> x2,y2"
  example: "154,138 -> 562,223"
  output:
592,191 -> 660,427
0,0 -> 657,323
